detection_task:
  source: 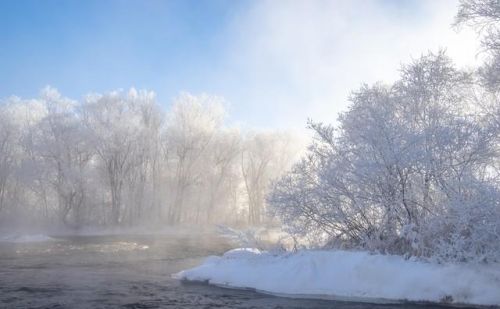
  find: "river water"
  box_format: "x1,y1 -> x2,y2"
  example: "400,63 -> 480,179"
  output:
0,232 -> 451,308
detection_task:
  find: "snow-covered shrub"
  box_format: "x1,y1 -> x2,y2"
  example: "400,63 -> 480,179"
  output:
424,183 -> 500,263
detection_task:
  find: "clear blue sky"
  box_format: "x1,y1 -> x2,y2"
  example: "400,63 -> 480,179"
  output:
0,0 -> 246,100
0,0 -> 474,128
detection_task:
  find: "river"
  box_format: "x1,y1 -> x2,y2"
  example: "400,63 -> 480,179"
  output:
0,232 -> 451,308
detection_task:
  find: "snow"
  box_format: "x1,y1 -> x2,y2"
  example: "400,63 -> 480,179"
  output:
0,234 -> 56,243
175,248 -> 500,306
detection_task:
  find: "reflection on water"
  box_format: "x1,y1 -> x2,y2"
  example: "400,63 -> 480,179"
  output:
0,233 -> 447,308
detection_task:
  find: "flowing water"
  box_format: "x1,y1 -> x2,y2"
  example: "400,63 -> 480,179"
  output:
0,232 -> 453,308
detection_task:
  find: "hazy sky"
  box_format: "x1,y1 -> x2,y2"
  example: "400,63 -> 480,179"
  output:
0,0 -> 480,129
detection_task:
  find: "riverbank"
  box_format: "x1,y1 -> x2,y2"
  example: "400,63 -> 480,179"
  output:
175,248 -> 500,307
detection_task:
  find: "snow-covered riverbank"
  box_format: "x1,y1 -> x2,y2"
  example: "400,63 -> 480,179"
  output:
175,248 -> 500,306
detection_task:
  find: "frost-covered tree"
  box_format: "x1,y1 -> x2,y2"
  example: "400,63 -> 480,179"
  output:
0,88 -> 300,229
269,52 -> 500,262
456,0 -> 500,92
163,93 -> 225,224
202,128 -> 241,223
0,105 -> 18,214
456,0 -> 500,185
242,132 -> 300,225
32,88 -> 93,227
122,92 -> 164,225
82,89 -> 155,225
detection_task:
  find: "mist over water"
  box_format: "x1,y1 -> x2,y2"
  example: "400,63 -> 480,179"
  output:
0,231 -> 433,308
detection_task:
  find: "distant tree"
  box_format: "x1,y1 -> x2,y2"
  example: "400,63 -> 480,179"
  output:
32,88 -> 93,227
82,89 -> 154,225
242,132 -> 299,225
164,93 -> 225,224
203,128 -> 241,224
0,88 -> 301,229
0,105 -> 17,214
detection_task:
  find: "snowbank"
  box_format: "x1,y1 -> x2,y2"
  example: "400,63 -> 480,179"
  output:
174,248 -> 500,306
0,234 -> 56,243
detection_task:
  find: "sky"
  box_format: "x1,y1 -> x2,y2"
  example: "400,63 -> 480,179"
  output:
0,0 -> 481,130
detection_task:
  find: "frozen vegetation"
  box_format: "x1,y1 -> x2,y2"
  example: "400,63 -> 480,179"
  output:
177,2 -> 500,306
0,90 -> 302,230
267,1 -> 500,264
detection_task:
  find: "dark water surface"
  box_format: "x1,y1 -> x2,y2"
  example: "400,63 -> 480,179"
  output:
0,233 -> 457,308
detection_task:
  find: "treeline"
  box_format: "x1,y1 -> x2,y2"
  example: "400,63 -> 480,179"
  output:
0,90 -> 300,229
269,0 -> 500,262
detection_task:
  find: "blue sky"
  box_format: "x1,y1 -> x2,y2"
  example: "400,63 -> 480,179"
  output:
0,0 -> 244,99
0,0 -> 478,129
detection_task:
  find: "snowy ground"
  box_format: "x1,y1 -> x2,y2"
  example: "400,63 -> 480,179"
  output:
175,248 -> 500,306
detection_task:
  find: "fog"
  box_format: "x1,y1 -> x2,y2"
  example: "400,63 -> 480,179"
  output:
0,88 -> 304,234
1,0 -> 500,308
